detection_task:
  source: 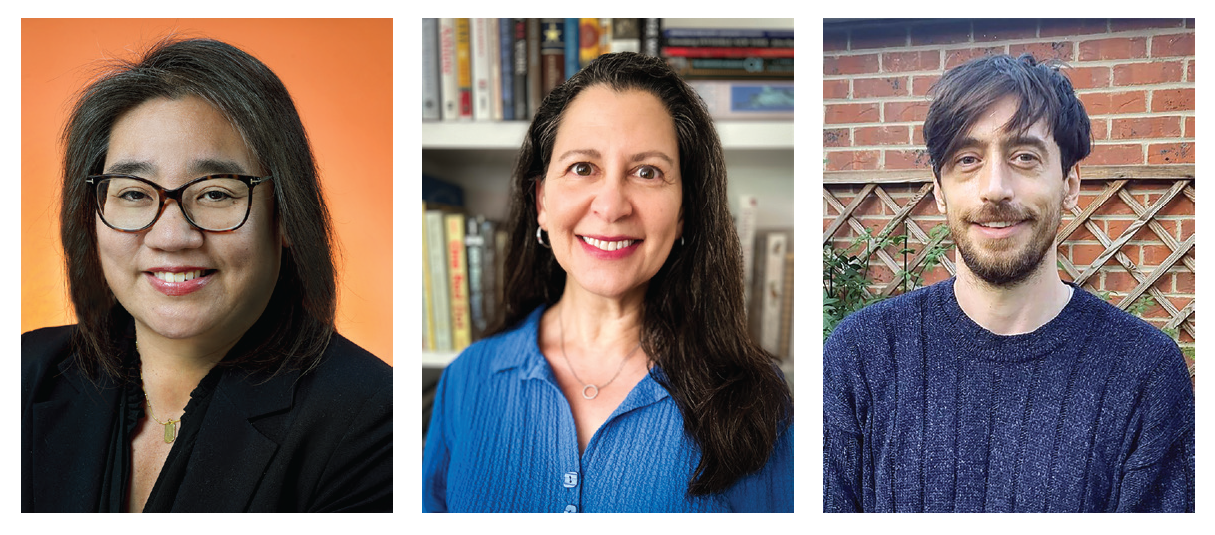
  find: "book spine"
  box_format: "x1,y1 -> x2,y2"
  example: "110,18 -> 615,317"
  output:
599,18 -> 612,54
778,251 -> 794,360
641,18 -> 662,57
455,18 -> 473,119
540,19 -> 565,97
422,19 -> 441,121
425,210 -> 452,351
439,18 -> 458,120
480,219 -> 497,332
487,19 -> 502,121
686,80 -> 794,120
564,18 -> 580,80
446,212 -> 472,351
663,28 -> 794,48
759,233 -> 787,354
526,19 -> 542,119
421,202 -> 435,350
579,18 -> 600,68
664,56 -> 794,79
499,18 -> 514,121
610,17 -> 641,54
736,195 -> 758,315
661,46 -> 795,58
513,19 -> 528,121
466,216 -> 485,340
494,229 -> 507,318
471,18 -> 491,120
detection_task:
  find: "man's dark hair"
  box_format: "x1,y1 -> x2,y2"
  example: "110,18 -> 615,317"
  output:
494,52 -> 792,496
61,37 -> 337,381
924,53 -> 1092,179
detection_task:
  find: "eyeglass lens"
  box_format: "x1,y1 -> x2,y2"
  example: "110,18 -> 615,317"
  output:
96,177 -> 253,231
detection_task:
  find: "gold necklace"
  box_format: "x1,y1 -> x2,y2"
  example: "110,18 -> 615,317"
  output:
136,340 -> 181,444
557,310 -> 641,400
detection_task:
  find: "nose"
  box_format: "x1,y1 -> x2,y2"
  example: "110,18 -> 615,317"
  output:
978,158 -> 1015,204
590,170 -> 633,222
142,199 -> 205,251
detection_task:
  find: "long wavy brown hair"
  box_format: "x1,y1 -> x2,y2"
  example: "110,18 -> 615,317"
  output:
490,52 -> 792,496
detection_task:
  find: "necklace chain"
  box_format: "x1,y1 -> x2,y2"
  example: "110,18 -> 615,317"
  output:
137,340 -> 182,444
558,309 -> 641,400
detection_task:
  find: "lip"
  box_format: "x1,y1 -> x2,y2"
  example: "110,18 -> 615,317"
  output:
970,220 -> 1028,240
144,266 -> 215,296
577,234 -> 642,260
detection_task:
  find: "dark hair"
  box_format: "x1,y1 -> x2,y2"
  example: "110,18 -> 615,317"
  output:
924,53 -> 1092,179
61,37 -> 337,380
492,52 -> 792,496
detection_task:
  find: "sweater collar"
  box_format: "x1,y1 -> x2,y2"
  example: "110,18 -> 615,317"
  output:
935,278 -> 1094,362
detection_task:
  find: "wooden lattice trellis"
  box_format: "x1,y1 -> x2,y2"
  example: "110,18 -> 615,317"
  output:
824,165 -> 1196,378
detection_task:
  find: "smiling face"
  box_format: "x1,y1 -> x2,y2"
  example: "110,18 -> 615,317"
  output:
97,95 -> 282,349
536,86 -> 683,302
933,96 -> 1080,287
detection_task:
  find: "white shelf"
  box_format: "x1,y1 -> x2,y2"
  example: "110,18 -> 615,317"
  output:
423,351 -> 459,367
422,121 -> 793,151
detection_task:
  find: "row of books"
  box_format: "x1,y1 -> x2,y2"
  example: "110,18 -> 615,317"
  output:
421,18 -> 794,123
736,195 -> 795,360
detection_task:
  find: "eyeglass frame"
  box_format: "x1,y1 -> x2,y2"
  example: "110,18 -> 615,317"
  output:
85,173 -> 275,233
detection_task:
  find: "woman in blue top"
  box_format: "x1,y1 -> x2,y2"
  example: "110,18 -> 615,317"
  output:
422,52 -> 793,512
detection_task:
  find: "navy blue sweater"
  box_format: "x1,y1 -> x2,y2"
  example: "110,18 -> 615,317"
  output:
824,280 -> 1193,512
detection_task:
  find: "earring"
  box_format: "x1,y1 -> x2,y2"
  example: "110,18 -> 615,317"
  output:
680,235 -> 686,246
536,227 -> 551,248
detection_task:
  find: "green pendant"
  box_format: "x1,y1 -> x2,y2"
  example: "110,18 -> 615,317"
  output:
164,421 -> 176,443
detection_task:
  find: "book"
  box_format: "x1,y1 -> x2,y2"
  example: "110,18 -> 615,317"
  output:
425,209 -> 452,352
422,18 -> 441,121
540,19 -> 566,97
564,18 -> 580,80
500,18 -> 515,121
466,216 -> 486,340
438,18 -> 458,120
512,19 -> 528,121
480,219 -> 498,334
579,18 -> 600,68
486,19 -> 503,121
641,18 -> 662,57
687,80 -> 794,120
455,18 -> 473,119
421,202 -> 436,350
471,18 -> 493,121
610,18 -> 641,54
665,56 -> 794,79
756,231 -> 787,355
662,28 -> 794,48
527,19 -> 542,119
446,212 -> 472,351
735,195 -> 758,315
661,46 -> 794,58
778,250 -> 794,360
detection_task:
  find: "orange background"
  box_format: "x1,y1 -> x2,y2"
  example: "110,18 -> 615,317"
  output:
21,19 -> 393,366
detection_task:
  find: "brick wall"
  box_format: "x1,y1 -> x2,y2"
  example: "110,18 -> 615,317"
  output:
822,19 -> 1195,366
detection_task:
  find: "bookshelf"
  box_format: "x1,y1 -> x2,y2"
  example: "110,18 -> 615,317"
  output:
421,19 -> 795,388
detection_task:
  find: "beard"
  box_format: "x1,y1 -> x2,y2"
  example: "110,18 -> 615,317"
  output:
946,199 -> 1061,288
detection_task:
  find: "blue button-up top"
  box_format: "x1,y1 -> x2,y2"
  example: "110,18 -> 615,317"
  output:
422,306 -> 793,512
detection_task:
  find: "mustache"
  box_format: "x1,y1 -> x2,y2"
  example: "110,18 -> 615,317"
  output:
963,202 -> 1036,224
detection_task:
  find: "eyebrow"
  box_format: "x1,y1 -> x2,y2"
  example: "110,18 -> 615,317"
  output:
553,149 -> 676,167
102,158 -> 251,177
954,134 -> 1051,155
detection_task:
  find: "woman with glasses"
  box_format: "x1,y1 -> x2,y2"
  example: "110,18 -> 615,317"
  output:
21,38 -> 391,512
422,53 -> 793,512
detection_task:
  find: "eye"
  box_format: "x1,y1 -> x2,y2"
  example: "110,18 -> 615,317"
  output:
635,165 -> 663,180
117,189 -> 152,202
956,155 -> 979,166
1013,153 -> 1040,164
570,162 -> 593,176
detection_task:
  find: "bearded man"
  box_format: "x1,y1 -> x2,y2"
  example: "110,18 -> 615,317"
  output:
823,54 -> 1194,513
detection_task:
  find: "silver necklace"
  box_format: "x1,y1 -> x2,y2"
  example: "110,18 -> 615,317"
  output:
558,311 -> 641,400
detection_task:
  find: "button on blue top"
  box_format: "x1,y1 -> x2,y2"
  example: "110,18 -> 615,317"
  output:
563,472 -> 578,488
563,504 -> 577,513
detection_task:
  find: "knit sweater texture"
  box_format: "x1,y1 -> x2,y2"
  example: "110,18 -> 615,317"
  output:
824,279 -> 1194,512
423,305 -> 793,512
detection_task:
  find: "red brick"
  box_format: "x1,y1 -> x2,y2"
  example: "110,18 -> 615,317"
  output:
1087,143 -> 1142,165
911,195 -> 943,216
1181,218 -> 1194,238
1151,88 -> 1194,112
1104,218 -> 1137,240
1090,118 -> 1108,140
1151,33 -> 1195,58
973,19 -> 1038,42
824,79 -> 849,100
884,100 -> 930,122
1078,37 -> 1147,61
1110,116 -> 1182,140
1078,90 -> 1147,116
1010,41 -> 1074,62
1102,271 -> 1140,293
825,102 -> 880,124
885,149 -> 932,170
912,74 -> 941,97
1071,243 -> 1107,265
1111,19 -> 1186,32
910,20 -> 971,46
853,125 -> 910,146
1142,243 -> 1177,265
1187,60 -> 1194,82
944,47 -> 1005,70
913,125 -> 925,144
1176,271 -> 1195,293
1147,142 -> 1194,164
1040,19 -> 1109,37
1184,117 -> 1195,137
922,266 -> 952,285
1113,61 -> 1184,86
825,54 -> 880,75
1065,66 -> 1111,89
854,76 -> 910,98
1155,192 -> 1196,216
1063,222 -> 1097,242
882,50 -> 940,73
826,150 -> 880,171
824,128 -> 851,148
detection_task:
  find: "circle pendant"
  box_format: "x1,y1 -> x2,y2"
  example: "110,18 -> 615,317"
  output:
581,384 -> 599,399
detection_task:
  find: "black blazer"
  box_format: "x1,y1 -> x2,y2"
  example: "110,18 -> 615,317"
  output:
22,325 -> 392,512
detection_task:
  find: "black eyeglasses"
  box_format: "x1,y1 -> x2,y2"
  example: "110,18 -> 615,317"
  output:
86,174 -> 274,232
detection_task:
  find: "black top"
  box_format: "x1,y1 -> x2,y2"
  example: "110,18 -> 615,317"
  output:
22,324 -> 393,512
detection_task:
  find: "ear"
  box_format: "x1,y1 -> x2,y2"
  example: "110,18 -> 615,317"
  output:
535,178 -> 548,230
933,176 -> 947,214
1062,164 -> 1081,210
